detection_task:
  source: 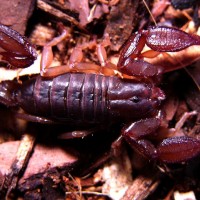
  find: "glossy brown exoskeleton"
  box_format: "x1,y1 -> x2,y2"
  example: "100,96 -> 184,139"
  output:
0,24 -> 37,68
0,23 -> 200,164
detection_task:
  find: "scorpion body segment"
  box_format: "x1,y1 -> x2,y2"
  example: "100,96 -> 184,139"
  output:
7,73 -> 164,123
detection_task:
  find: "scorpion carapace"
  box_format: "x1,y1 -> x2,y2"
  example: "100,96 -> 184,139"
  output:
0,73 -> 164,123
0,23 -> 200,164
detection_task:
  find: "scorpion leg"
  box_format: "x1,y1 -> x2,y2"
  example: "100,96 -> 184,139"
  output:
41,39 -> 102,77
40,25 -> 101,77
0,24 -> 37,68
122,118 -> 200,163
68,40 -> 104,74
96,33 -> 119,76
40,23 -> 71,77
41,28 -> 117,77
15,113 -> 57,124
70,33 -> 118,76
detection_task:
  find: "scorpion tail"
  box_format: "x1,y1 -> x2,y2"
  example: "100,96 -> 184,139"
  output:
0,81 -> 18,107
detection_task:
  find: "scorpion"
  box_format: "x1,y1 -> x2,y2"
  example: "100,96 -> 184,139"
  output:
0,23 -> 200,164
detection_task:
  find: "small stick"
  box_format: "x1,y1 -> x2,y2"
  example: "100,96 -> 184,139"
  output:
0,134 -> 36,198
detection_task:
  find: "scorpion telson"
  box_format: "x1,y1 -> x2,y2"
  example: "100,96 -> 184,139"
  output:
0,23 -> 200,164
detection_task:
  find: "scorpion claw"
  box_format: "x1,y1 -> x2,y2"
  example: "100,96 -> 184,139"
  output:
146,26 -> 200,52
122,119 -> 200,164
157,136 -> 200,163
0,24 -> 37,68
118,26 -> 200,77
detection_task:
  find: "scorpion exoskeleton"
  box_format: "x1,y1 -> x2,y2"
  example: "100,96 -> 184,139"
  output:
0,23 -> 200,164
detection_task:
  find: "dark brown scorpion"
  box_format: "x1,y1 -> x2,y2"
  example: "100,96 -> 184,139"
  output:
0,23 -> 200,164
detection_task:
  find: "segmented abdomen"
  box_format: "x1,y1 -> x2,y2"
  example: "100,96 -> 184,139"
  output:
18,73 -> 111,123
16,73 -> 162,123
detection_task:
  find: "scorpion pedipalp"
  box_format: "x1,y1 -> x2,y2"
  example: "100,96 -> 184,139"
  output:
145,26 -> 200,52
118,26 -> 200,77
0,24 -> 37,68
